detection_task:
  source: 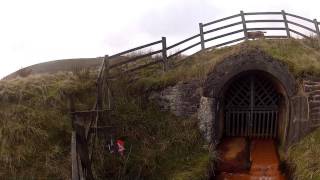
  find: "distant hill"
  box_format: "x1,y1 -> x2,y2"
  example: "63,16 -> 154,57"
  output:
3,58 -> 103,80
3,56 -> 132,80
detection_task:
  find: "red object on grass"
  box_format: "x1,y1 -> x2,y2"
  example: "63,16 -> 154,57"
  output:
116,139 -> 125,156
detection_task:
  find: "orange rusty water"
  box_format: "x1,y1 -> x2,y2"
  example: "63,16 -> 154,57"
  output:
217,139 -> 286,180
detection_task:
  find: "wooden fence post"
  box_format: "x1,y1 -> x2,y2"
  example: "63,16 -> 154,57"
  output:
161,37 -> 168,71
71,131 -> 80,180
199,23 -> 205,50
314,19 -> 320,37
103,55 -> 111,110
282,10 -> 291,38
240,11 -> 248,41
314,19 -> 320,46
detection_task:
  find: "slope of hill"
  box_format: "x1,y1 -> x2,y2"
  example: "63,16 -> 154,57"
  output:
3,58 -> 103,80
286,128 -> 320,179
1,39 -> 320,179
0,72 -> 214,179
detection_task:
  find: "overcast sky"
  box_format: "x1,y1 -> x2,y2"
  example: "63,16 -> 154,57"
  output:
0,0 -> 319,78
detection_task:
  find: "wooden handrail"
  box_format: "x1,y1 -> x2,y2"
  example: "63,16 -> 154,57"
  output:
110,50 -> 162,68
289,29 -> 310,39
245,19 -> 285,23
203,14 -> 240,27
108,40 -> 162,59
244,12 -> 282,15
203,21 -> 243,35
286,12 -> 314,23
287,20 -> 317,33
214,37 -> 246,48
168,42 -> 201,59
204,29 -> 244,42
167,34 -> 200,50
103,11 -> 320,75
247,27 -> 287,31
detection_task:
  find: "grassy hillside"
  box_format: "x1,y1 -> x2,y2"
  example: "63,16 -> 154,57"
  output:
3,55 -> 135,80
131,39 -> 320,93
4,58 -> 103,80
0,71 -> 214,179
1,38 -> 319,179
286,128 -> 320,180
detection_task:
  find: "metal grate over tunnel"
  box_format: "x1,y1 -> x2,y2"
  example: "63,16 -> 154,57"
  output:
224,75 -> 280,138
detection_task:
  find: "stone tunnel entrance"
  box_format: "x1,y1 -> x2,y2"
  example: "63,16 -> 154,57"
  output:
216,71 -> 289,179
222,71 -> 283,139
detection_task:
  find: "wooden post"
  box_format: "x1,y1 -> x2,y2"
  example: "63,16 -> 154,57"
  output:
161,37 -> 168,71
104,55 -> 111,110
199,23 -> 205,50
282,10 -> 291,38
314,19 -> 320,37
69,96 -> 80,180
71,131 -> 80,180
240,11 -> 248,41
314,19 -> 320,47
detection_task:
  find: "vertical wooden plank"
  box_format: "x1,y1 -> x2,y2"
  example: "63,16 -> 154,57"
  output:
71,131 -> 79,180
105,55 -> 111,111
161,37 -> 168,71
240,10 -> 248,41
313,19 -> 320,45
282,10 -> 291,38
199,23 -> 205,50
314,19 -> 320,36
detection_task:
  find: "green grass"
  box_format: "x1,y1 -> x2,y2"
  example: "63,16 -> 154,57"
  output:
130,39 -> 320,93
0,72 -> 96,178
1,38 -> 319,179
0,71 -> 213,179
286,128 -> 320,180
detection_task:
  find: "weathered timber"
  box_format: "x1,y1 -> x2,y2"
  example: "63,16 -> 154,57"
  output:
282,10 -> 291,38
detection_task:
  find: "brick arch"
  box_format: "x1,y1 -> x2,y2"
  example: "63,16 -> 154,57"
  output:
199,48 -> 298,146
203,48 -> 297,98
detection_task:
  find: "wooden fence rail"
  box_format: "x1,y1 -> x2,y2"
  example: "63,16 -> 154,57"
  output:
105,10 -> 320,74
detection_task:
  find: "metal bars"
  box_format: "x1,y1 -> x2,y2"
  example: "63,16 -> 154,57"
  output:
225,110 -> 278,138
224,75 -> 279,139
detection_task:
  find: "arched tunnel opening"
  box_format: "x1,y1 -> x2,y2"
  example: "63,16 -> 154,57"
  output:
215,70 -> 289,179
218,70 -> 288,142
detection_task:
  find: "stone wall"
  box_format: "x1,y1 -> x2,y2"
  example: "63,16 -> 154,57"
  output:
286,77 -> 320,145
303,77 -> 320,127
198,97 -> 215,143
149,76 -> 320,146
149,80 -> 201,117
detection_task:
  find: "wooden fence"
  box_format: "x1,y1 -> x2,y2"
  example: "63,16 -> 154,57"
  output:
70,56 -> 111,180
106,10 -> 320,73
